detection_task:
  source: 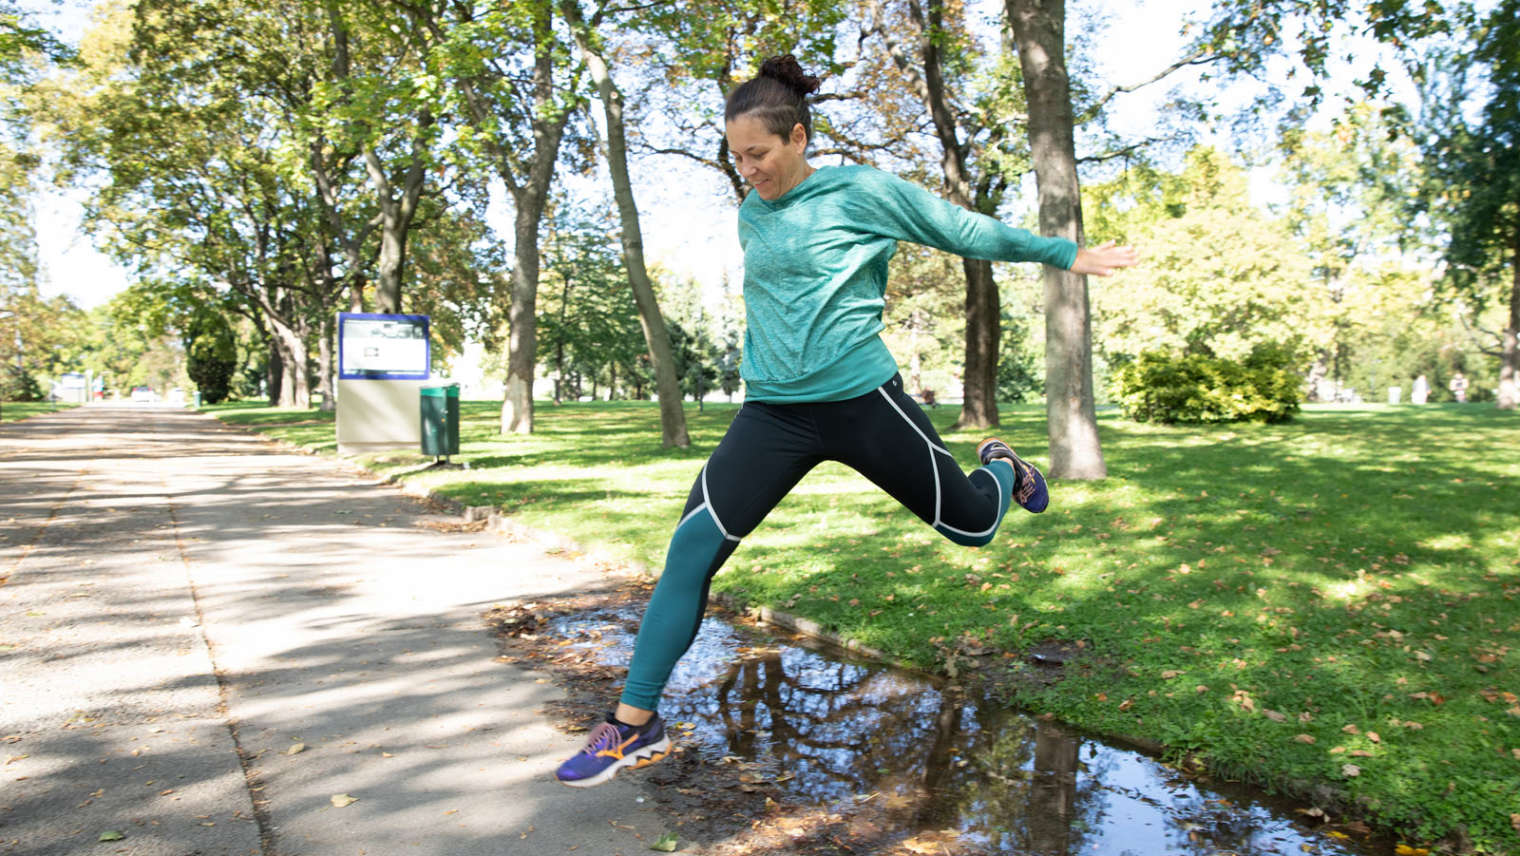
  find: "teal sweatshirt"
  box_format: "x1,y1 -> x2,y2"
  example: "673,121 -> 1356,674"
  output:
737,164 -> 1079,402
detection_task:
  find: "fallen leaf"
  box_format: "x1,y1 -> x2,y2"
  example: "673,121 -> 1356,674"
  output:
1341,764 -> 1360,777
1367,731 -> 1380,743
1262,709 -> 1287,722
650,832 -> 679,852
1293,734 -> 1316,744
287,743 -> 305,755
1394,845 -> 1430,856
98,831 -> 125,842
1161,670 -> 1184,679
330,793 -> 358,807
1342,724 -> 1360,735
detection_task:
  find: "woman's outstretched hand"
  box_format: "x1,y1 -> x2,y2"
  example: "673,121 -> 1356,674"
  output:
1070,241 -> 1140,277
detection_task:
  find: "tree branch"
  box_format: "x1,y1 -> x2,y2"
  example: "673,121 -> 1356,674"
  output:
1084,50 -> 1225,119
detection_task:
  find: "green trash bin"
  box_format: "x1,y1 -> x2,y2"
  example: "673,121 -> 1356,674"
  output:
420,384 -> 460,460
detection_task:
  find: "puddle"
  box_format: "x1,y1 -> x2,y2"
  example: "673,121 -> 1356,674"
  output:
539,602 -> 1386,856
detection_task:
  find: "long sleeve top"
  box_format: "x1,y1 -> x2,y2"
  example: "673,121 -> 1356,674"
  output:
736,164 -> 1078,402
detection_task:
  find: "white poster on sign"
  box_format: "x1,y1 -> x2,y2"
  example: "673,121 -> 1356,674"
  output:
339,313 -> 430,380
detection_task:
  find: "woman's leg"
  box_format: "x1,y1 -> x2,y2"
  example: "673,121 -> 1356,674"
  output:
618,402 -> 822,715
821,374 -> 1017,547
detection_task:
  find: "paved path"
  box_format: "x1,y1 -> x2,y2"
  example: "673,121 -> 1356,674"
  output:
0,404 -> 670,856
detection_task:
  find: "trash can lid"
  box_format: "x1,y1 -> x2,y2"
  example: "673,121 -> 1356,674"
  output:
420,383 -> 459,397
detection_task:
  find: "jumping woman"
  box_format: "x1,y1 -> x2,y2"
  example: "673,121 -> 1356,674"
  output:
555,55 -> 1139,787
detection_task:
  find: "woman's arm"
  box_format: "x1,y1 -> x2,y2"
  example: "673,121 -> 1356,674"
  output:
1070,241 -> 1140,276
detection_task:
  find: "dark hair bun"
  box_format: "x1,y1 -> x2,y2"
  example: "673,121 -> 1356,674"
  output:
758,55 -> 821,97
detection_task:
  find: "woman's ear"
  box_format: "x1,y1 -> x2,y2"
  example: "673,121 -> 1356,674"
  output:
790,122 -> 808,149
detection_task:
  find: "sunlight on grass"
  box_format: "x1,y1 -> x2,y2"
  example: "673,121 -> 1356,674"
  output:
210,399 -> 1520,850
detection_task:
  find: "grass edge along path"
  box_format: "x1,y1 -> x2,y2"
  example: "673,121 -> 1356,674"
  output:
0,401 -> 81,422
205,400 -> 1520,854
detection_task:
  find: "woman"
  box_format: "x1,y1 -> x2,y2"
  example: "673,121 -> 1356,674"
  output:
556,55 -> 1138,787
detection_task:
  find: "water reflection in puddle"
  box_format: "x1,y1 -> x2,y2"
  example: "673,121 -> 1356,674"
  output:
550,606 -> 1380,856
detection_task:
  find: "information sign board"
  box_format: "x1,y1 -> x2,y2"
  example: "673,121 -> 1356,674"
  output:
338,313 -> 430,380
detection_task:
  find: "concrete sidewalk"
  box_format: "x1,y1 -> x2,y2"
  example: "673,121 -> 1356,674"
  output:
1,404 -> 671,856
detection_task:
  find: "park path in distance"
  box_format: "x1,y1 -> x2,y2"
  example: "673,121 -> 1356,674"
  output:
0,403 -> 667,856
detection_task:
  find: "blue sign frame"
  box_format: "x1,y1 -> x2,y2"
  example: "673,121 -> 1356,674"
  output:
338,312 -> 431,380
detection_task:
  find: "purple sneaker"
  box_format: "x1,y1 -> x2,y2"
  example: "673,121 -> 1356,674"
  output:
555,714 -> 671,788
977,438 -> 1049,513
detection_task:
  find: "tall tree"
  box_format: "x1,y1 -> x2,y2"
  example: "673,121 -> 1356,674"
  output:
1413,0 -> 1520,409
1006,0 -> 1104,478
559,0 -> 689,447
313,0 -> 440,315
868,0 -> 1028,430
407,0 -> 583,435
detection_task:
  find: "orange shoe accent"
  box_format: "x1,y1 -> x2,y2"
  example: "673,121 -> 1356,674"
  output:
631,750 -> 670,769
595,733 -> 639,761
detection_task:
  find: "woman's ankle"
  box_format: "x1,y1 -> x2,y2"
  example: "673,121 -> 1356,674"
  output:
613,703 -> 654,728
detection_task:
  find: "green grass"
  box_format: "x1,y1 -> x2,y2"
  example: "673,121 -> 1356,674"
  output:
211,398 -> 1520,852
0,401 -> 80,422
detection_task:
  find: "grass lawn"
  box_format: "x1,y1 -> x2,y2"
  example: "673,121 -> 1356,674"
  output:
0,401 -> 80,422
209,398 -> 1520,852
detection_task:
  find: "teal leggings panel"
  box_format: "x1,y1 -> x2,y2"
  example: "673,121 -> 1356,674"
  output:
620,507 -> 735,710
935,459 -> 1014,547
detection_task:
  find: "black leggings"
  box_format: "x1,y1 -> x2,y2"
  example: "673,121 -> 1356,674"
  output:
619,373 -> 1015,710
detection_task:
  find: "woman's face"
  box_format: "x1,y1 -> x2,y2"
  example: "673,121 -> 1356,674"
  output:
726,114 -> 810,201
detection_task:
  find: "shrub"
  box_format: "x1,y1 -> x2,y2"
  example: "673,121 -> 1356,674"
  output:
1112,347 -> 1303,424
1,365 -> 44,402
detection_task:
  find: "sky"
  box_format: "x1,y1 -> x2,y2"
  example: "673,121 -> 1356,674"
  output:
20,0 -> 1297,312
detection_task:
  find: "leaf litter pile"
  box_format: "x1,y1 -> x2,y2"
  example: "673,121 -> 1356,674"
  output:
485,581 -> 1388,856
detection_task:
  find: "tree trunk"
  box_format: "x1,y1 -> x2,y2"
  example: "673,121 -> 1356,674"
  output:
269,318 -> 310,409
1497,233 -> 1519,410
1007,0 -> 1106,480
562,0 -> 690,448
503,202 -> 542,433
317,311 -> 336,412
366,122 -> 430,314
266,340 -> 283,406
960,257 -> 1001,427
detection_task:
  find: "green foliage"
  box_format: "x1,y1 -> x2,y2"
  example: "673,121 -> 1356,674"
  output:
1111,347 -> 1303,424
1408,0 -> 1520,407
184,312 -> 237,404
1088,148 -> 1323,367
1,363 -> 41,400
996,310 -> 1041,403
535,199 -> 645,400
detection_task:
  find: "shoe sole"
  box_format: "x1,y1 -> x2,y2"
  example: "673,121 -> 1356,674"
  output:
556,735 -> 672,788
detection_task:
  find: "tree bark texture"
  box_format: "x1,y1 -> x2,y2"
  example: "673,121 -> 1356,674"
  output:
503,202 -> 543,433
562,0 -> 690,447
960,257 -> 1001,427
1499,232 -> 1519,410
317,312 -> 336,412
366,121 -> 430,314
1007,0 -> 1107,479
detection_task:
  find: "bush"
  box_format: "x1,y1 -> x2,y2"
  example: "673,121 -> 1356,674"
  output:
1112,347 -> 1303,424
1,365 -> 44,402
